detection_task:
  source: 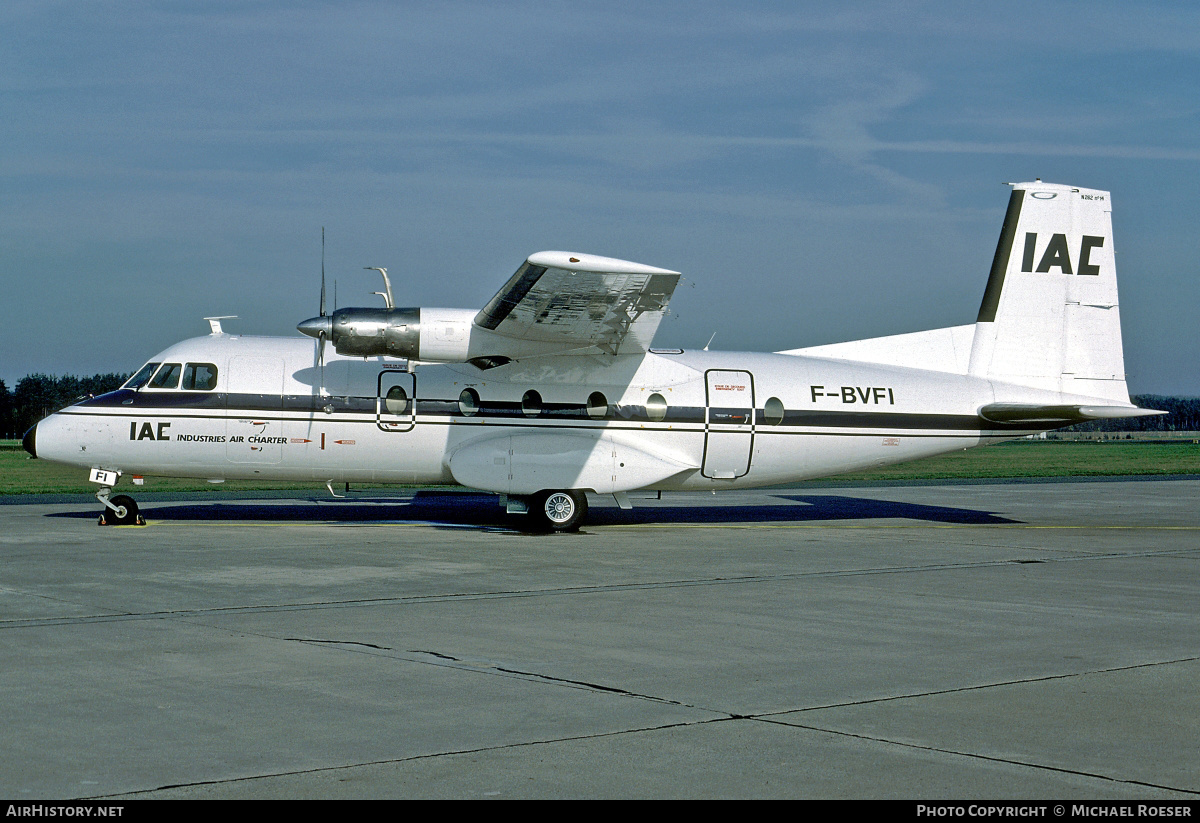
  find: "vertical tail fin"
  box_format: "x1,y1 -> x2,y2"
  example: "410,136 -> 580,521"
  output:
968,182 -> 1130,402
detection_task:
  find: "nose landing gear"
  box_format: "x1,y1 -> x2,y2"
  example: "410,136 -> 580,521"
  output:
96,486 -> 146,526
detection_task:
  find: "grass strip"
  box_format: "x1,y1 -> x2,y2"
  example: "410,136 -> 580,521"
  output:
2,440 -> 1198,496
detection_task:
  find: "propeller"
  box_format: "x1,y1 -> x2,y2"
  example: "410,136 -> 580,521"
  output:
297,228 -> 333,398
317,229 -> 328,395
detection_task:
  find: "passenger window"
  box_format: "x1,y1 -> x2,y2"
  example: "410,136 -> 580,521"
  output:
384,385 -> 410,414
764,397 -> 785,426
459,388 -> 480,417
182,363 -> 218,391
123,362 -> 161,390
646,393 -> 668,422
587,391 -> 608,420
148,363 -> 182,390
521,390 -> 542,417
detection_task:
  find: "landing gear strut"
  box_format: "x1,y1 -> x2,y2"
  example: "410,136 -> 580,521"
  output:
529,489 -> 587,532
97,487 -> 145,526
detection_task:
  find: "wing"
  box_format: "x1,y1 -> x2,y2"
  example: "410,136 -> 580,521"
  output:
474,251 -> 680,356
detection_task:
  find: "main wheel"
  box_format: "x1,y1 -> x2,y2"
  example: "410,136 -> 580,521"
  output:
530,490 -> 587,532
106,494 -> 141,526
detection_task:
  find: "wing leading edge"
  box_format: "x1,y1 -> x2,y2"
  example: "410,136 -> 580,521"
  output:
475,251 -> 680,356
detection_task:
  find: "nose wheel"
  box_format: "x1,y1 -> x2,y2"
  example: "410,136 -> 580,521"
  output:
97,489 -> 145,526
530,490 -> 587,532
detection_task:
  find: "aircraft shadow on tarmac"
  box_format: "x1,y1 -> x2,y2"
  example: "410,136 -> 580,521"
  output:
46,491 -> 1022,528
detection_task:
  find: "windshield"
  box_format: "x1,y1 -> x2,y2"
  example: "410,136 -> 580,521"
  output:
122,362 -> 160,390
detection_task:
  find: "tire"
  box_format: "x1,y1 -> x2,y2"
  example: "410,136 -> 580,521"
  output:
531,490 -> 587,532
107,494 -> 140,526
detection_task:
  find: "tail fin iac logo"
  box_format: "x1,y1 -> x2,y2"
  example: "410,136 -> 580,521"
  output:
1020,233 -> 1104,276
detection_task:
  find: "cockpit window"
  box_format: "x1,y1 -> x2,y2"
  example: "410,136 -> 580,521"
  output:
182,363 -> 218,391
147,362 -> 182,390
123,362 -> 161,390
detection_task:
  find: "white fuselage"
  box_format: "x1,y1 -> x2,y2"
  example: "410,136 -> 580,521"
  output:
33,332 -> 1056,493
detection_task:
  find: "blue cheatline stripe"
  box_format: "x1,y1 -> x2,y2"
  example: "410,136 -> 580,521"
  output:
66,391 -> 1033,433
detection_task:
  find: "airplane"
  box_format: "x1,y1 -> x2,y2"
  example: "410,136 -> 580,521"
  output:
23,181 -> 1162,531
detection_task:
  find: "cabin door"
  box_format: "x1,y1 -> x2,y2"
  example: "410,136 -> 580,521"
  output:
702,369 -> 754,479
225,356 -> 285,464
377,370 -> 416,432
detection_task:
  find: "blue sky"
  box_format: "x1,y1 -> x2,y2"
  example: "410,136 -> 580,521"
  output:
4,1 -> 1198,393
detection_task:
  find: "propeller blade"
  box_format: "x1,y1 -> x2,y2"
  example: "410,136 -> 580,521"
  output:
318,330 -> 327,396
320,227 -> 327,317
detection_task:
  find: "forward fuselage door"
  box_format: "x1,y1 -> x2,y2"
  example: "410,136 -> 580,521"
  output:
226,356 -> 285,464
703,369 -> 754,479
378,369 -> 416,432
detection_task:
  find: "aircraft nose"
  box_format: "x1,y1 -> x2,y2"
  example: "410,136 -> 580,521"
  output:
22,424 -> 36,459
297,315 -> 332,340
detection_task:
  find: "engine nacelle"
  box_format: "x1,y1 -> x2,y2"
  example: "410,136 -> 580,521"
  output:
329,307 -> 419,358
299,307 -> 476,362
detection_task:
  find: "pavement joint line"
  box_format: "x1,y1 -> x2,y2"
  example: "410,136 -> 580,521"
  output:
3,549 -> 1197,630
89,691 -> 1200,799
189,629 -> 1200,728
750,654 -> 1200,718
753,716 -> 1200,797
93,720 -> 708,800
272,638 -> 702,707
85,651 -> 1200,798
151,625 -> 720,713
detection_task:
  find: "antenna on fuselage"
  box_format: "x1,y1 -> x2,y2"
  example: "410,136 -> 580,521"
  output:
703,331 -> 716,351
205,316 -> 237,335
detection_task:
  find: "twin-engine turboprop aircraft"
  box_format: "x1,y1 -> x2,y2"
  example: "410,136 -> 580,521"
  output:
24,182 -> 1160,530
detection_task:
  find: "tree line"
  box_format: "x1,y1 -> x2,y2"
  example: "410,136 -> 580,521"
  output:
1066,395 -> 1200,433
1,373 -> 130,439
1,374 -> 1197,440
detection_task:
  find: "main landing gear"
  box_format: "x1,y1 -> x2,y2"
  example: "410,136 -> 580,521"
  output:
528,489 -> 588,532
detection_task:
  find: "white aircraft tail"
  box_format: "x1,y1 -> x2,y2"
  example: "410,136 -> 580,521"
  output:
968,181 -> 1130,402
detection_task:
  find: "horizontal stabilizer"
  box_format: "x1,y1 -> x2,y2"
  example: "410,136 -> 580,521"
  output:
979,403 -> 1165,426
